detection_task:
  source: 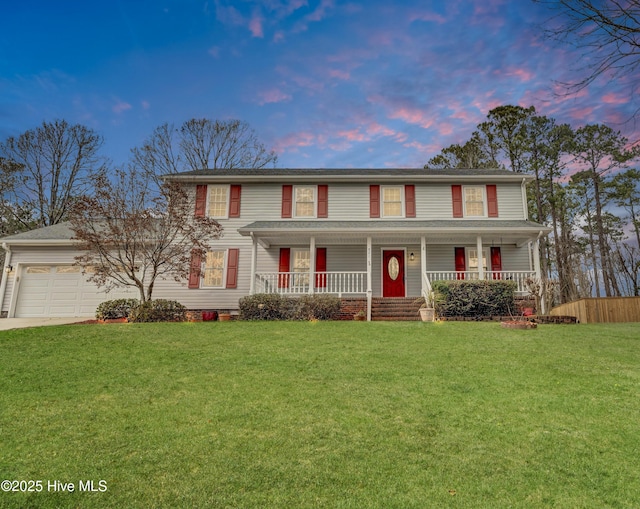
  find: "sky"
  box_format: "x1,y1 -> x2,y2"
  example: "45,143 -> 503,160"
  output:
1,0 -> 639,169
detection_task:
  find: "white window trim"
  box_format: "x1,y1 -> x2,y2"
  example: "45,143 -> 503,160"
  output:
293,185 -> 318,218
206,184 -> 231,219
201,249 -> 228,288
381,185 -> 405,218
463,185 -> 488,218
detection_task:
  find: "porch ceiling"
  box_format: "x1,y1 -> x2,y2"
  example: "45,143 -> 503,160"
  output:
238,220 -> 550,247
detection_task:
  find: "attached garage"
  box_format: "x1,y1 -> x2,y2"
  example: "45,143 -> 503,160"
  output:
14,265 -> 135,318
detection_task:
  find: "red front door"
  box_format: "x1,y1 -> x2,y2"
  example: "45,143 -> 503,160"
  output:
382,250 -> 405,297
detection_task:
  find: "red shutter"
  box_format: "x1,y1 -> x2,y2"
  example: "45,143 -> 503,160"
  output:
370,185 -> 380,218
188,250 -> 202,288
455,247 -> 466,279
318,185 -> 328,218
452,185 -> 463,218
195,185 -> 207,218
229,185 -> 242,218
487,185 -> 498,217
278,248 -> 290,288
226,248 -> 239,288
490,247 -> 502,279
315,247 -> 327,288
282,185 -> 293,218
405,185 -> 416,218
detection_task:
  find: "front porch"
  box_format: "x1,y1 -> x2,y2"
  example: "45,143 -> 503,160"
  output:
239,220 -> 547,320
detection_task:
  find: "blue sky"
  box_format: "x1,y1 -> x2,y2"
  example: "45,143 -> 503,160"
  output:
1,0 -> 638,169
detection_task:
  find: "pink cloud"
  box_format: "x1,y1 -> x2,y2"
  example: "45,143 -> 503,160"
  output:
141,100 -> 150,110
208,46 -> 220,58
249,10 -> 264,37
388,107 -> 434,129
602,92 -> 628,105
257,88 -> 292,105
273,131 -> 320,153
337,128 -> 367,142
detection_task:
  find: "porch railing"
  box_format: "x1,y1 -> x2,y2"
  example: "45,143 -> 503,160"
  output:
424,271 -> 535,294
255,272 -> 367,296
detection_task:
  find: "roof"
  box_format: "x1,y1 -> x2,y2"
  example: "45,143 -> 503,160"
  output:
0,222 -> 76,246
239,220 -> 551,247
164,168 -> 534,183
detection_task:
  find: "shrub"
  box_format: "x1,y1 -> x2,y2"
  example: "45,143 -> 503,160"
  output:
239,293 -> 341,321
432,280 -> 517,318
128,299 -> 187,323
239,294 -> 289,320
294,294 -> 341,320
95,298 -> 140,320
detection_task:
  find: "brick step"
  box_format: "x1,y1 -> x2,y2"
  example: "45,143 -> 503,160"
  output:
371,298 -> 421,321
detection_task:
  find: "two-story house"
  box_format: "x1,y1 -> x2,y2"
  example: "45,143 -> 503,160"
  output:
0,168 -> 550,319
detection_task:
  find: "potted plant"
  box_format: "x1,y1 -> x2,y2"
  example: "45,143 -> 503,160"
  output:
416,293 -> 435,322
354,309 -> 366,321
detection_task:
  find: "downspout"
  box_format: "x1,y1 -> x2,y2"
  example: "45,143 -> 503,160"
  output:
0,243 -> 12,316
521,178 -> 528,220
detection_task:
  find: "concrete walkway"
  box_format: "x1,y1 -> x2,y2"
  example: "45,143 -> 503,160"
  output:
0,317 -> 88,331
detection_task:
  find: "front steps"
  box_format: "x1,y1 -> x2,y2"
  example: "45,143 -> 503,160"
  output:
339,297 -> 423,321
371,297 -> 421,321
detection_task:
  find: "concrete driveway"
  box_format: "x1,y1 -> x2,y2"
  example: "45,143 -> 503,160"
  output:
0,317 -> 89,331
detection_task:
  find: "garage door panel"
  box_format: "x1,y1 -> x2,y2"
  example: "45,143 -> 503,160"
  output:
52,279 -> 81,288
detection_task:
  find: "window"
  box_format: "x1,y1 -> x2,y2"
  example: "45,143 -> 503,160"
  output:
56,266 -> 81,273
292,249 -> 310,287
202,250 -> 226,288
464,186 -> 486,217
382,186 -> 404,217
207,185 -> 229,218
26,266 -> 51,274
467,248 -> 489,272
294,186 -> 316,217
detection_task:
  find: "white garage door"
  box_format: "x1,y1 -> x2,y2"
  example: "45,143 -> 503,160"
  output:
15,265 -> 137,318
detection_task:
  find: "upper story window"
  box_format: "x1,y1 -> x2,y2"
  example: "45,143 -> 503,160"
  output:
464,186 -> 486,217
282,185 -> 328,218
295,186 -> 316,217
208,185 -> 229,218
370,185 -> 416,218
452,184 -> 498,218
382,186 -> 404,217
194,184 -> 241,219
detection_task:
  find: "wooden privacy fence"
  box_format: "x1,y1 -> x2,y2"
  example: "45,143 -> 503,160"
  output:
550,297 -> 640,324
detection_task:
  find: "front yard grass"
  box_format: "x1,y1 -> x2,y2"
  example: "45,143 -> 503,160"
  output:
1,321 -> 639,508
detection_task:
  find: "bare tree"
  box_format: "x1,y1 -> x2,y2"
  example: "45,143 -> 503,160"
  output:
0,120 -> 106,229
535,0 -> 640,103
131,118 -> 277,186
68,168 -> 222,302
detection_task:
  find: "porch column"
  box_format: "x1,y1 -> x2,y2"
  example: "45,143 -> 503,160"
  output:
309,236 -> 316,294
249,234 -> 258,295
366,236 -> 372,322
476,235 -> 484,280
420,236 -> 427,295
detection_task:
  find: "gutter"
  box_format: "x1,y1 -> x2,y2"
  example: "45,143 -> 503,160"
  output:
0,243 -> 12,315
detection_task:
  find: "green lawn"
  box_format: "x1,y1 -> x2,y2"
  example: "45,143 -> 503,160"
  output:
1,321 -> 639,508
